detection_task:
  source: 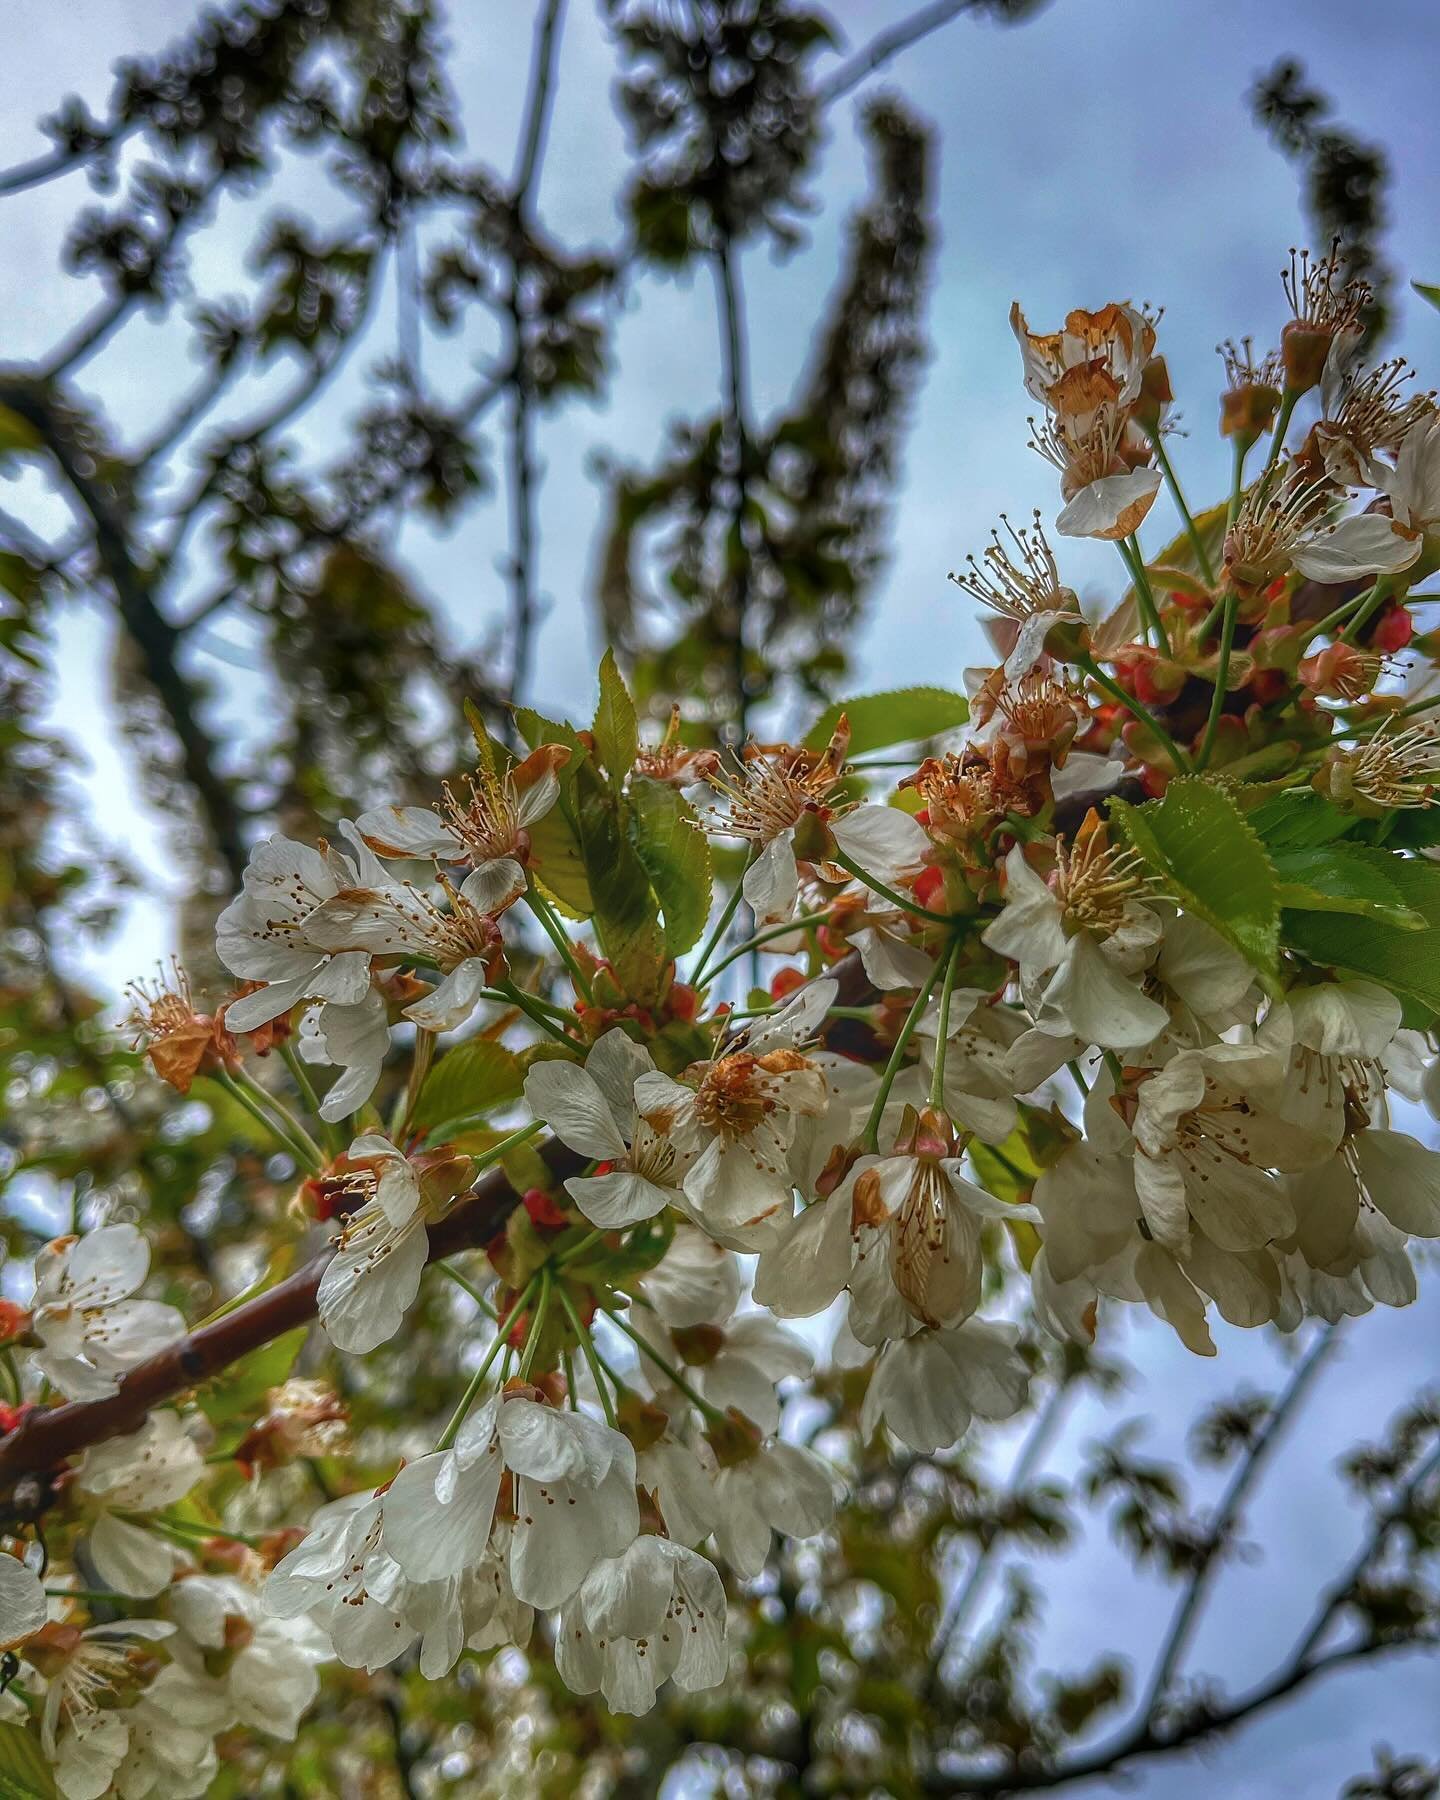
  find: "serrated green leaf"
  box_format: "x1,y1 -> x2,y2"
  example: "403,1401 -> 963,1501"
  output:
1413,280 -> 1440,313
198,1326 -> 308,1447
575,765 -> 666,1002
1272,844 -> 1424,930
1112,777 -> 1280,976
413,1038 -> 523,1132
1283,854 -> 1440,1023
592,650 -> 639,788
1247,789 -> 1358,851
0,1722 -> 56,1799
514,707 -> 594,918
803,687 -> 968,756
628,774 -> 712,956
462,697 -> 498,775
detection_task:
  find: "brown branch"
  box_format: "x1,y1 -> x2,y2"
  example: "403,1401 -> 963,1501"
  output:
0,1136 -> 583,1503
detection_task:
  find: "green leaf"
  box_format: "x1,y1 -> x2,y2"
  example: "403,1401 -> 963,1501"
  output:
1272,845 -> 1424,930
1112,777 -> 1280,976
1413,279 -> 1440,314
0,1723 -> 56,1799
462,697 -> 498,775
803,687 -> 969,756
1247,788 -> 1357,852
514,706 -> 594,918
575,766 -> 666,1002
592,650 -> 639,787
198,1326 -> 308,1446
628,774 -> 712,956
413,1039 -> 523,1132
1283,855 -> 1440,1023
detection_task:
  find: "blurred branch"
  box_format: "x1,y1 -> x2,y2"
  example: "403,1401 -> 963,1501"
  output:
503,0 -> 566,707
0,375 -> 251,884
819,0 -> 1051,105
1141,1322 -> 1342,1716
713,234 -> 753,742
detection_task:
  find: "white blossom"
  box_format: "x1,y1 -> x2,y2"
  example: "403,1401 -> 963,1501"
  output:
30,1225 -> 184,1403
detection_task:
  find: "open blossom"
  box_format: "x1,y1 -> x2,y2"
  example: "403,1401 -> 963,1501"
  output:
523,1029 -> 688,1227
30,1224 -> 185,1402
305,867 -> 514,1033
982,835 -> 1169,1051
295,986 -> 391,1123
355,743 -> 570,900
1225,462 -> 1419,588
950,511 -> 1082,678
1012,299 -> 1163,539
633,983 -> 837,1248
74,1412 -> 205,1599
382,1392 -> 639,1611
315,1136 -> 469,1352
217,826 -> 385,1032
555,1536 -> 727,1715
165,1574 -> 329,1743
33,1616 -> 177,1800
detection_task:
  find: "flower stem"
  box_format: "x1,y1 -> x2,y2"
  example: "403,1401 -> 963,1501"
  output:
602,1305 -> 725,1424
1297,582 -> 1379,651
556,1283 -> 617,1427
1149,432 -> 1216,588
1261,389 -> 1299,480
692,863 -> 751,985
518,1266 -> 551,1381
525,885 -> 594,1004
927,936 -> 964,1110
829,846 -> 954,924
280,1044 -> 339,1154
1119,537 -> 1171,658
701,909 -> 837,986
212,1068 -> 322,1174
1066,1058 -> 1090,1097
467,1119 -> 547,1176
495,979 -> 576,1045
437,1261 -> 498,1319
862,951 -> 949,1153
1077,655 -> 1192,773
392,1025 -> 435,1142
1338,576 -> 1393,646
434,1277 -> 538,1452
1225,436 -> 1249,535
555,1227 -> 605,1266
1196,592 -> 1239,770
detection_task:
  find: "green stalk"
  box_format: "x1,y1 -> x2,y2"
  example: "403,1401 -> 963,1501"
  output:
602,1306 -> 725,1424
1339,576 -> 1393,646
517,1266 -> 552,1382
927,936 -> 964,1110
524,885 -> 594,1004
1119,537 -> 1171,658
1297,583 -> 1378,651
437,1261 -> 498,1319
1066,1059 -> 1090,1097
557,1283 -> 617,1427
279,1043 -> 339,1154
467,1118 -> 546,1174
1260,389 -> 1299,480
391,1025 -> 435,1142
1077,655 -> 1192,773
829,846 -> 954,924
862,952 -> 949,1153
1149,432 -> 1216,588
701,909 -> 838,985
692,862 -> 752,985
433,1276 -> 539,1452
212,1069 -> 322,1173
1225,437 -> 1248,535
495,979 -> 576,1045
1196,592 -> 1238,770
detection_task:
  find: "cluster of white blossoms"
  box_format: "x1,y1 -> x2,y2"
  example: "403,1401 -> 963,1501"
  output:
4,256 -> 1440,1785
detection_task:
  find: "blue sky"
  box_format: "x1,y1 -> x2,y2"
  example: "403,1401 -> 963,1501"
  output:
4,2 -> 1439,1790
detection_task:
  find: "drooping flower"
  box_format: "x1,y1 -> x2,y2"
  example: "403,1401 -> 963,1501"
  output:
554,1536 -> 727,1714
30,1224 -> 185,1402
860,1318 -> 1030,1453
124,962 -> 236,1094
708,1434 -> 839,1578
164,1573 -> 330,1744
383,1392 -> 639,1612
523,1029 -> 688,1228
